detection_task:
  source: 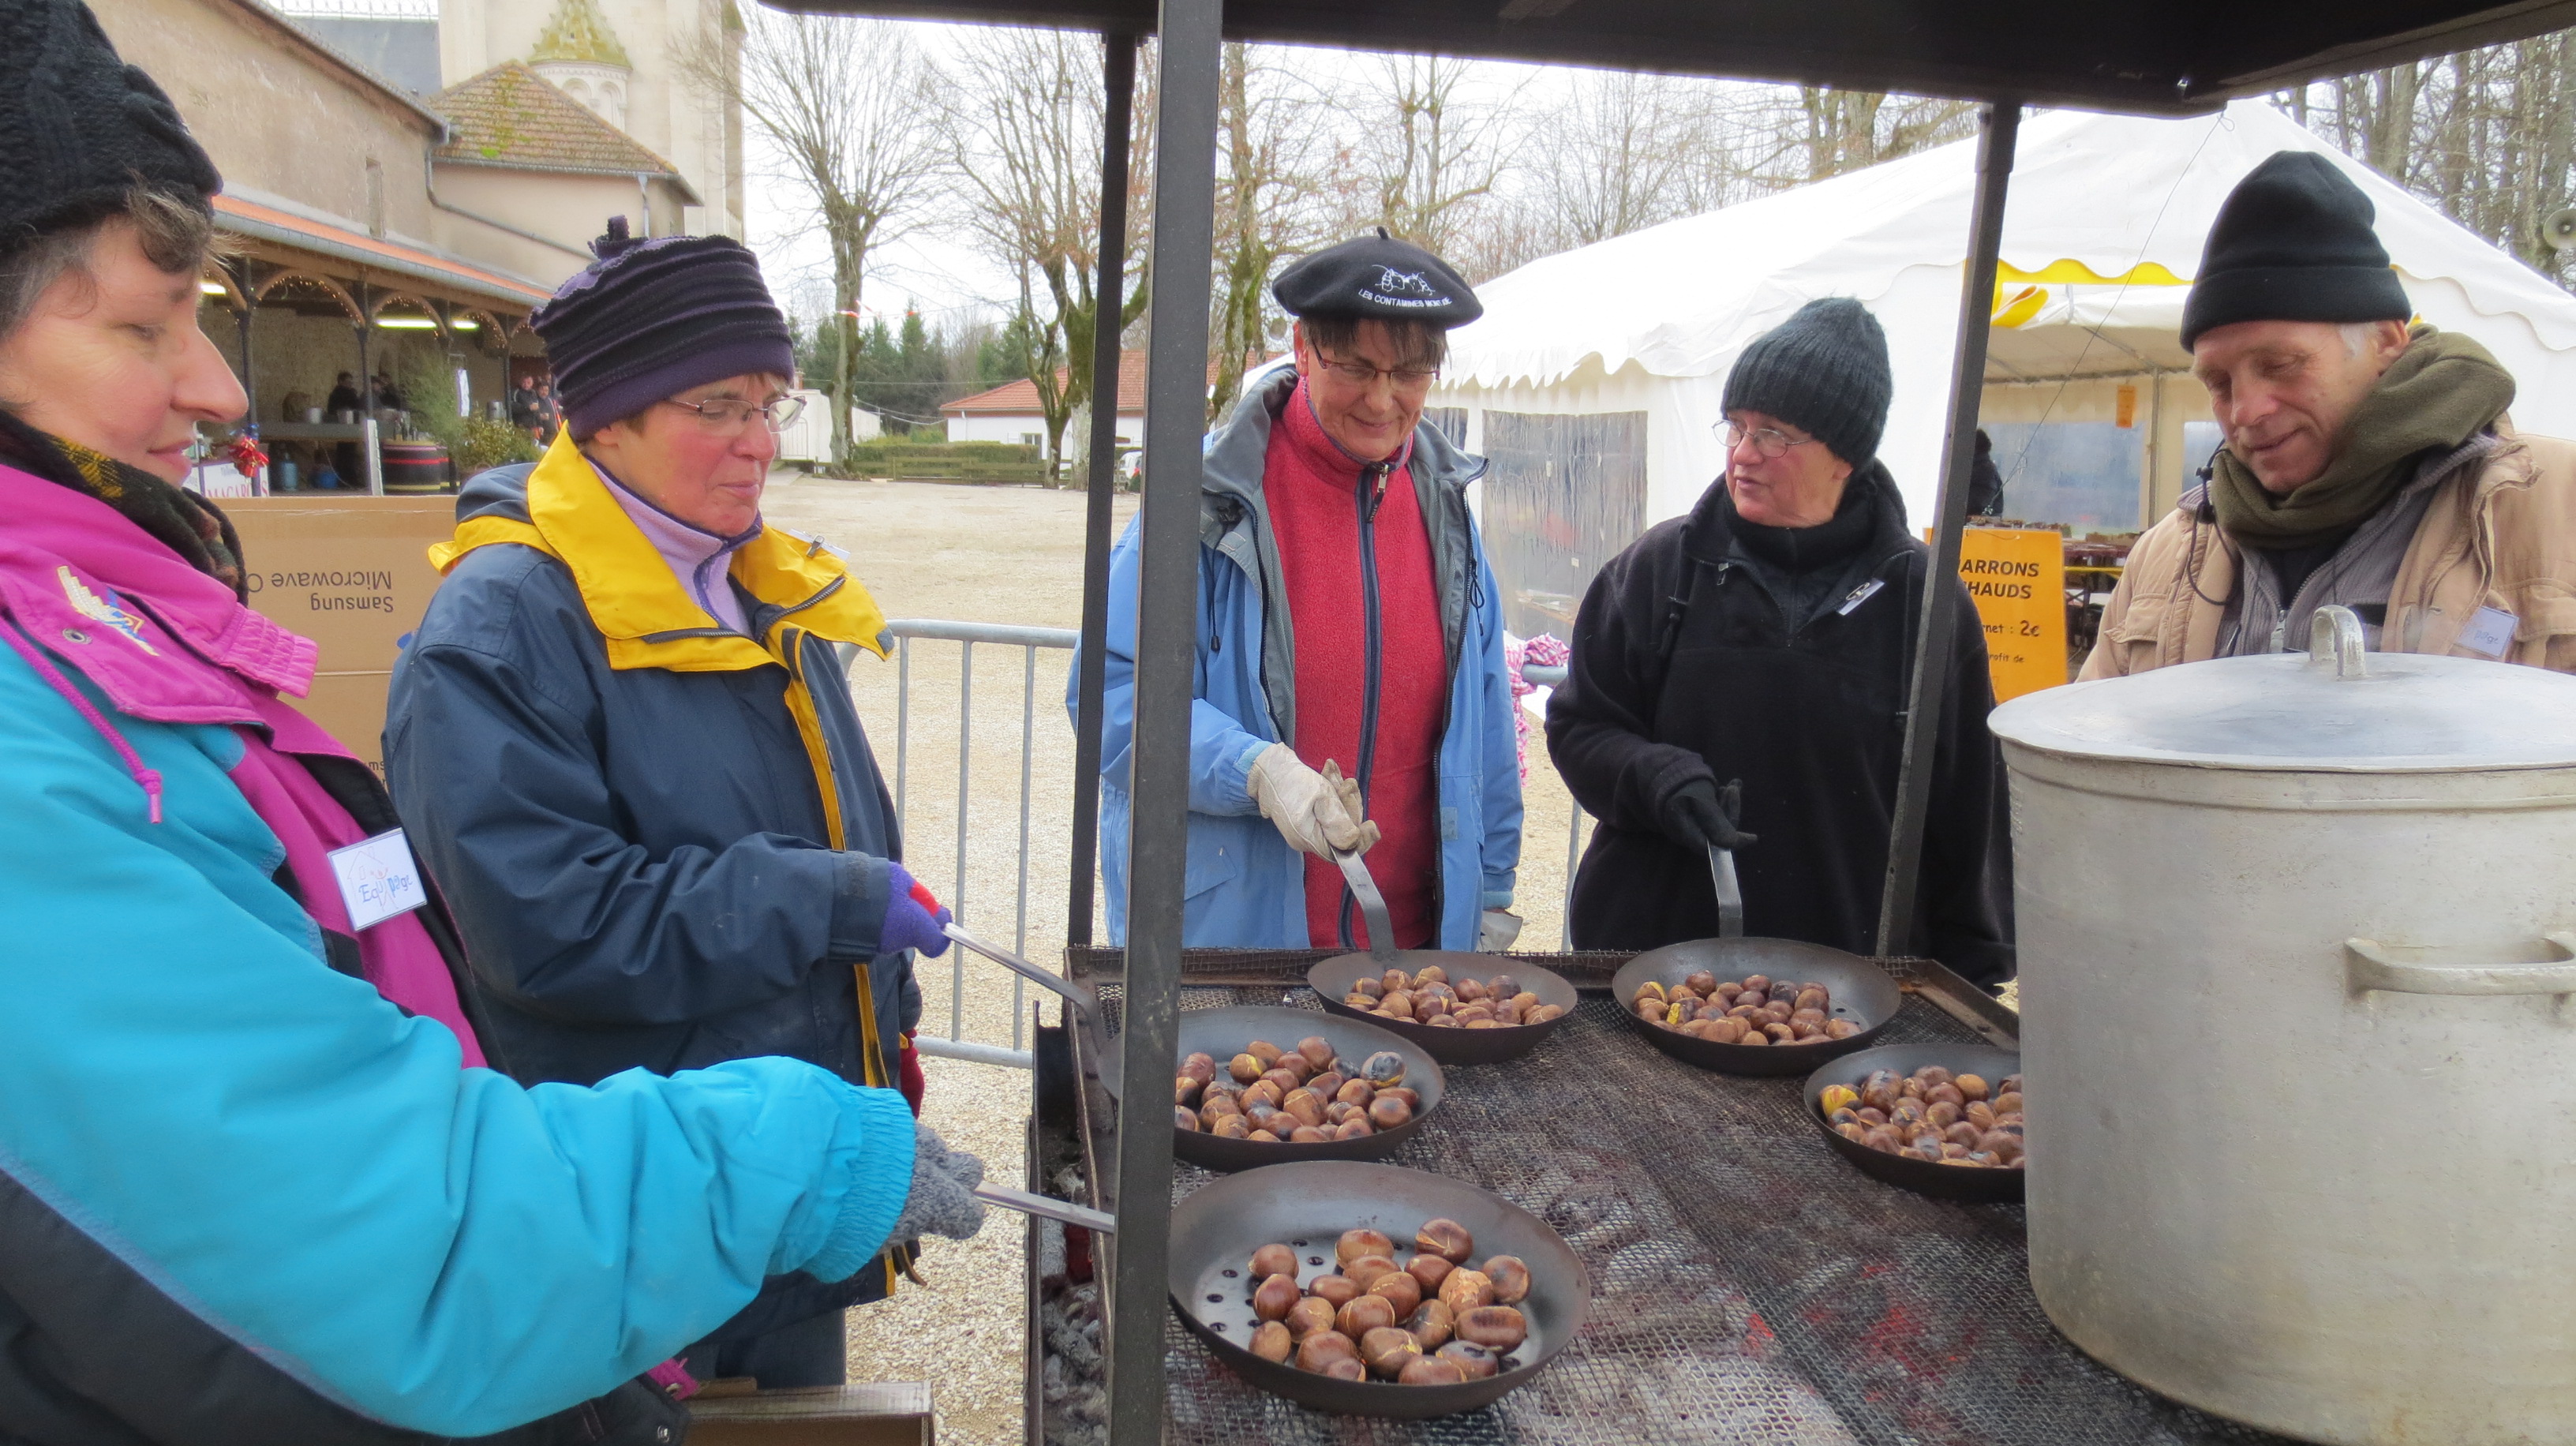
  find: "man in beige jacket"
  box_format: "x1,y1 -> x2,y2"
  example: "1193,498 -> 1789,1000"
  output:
2083,151 -> 2576,679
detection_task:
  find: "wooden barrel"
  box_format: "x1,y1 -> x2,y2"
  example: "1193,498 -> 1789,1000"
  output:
381,440 -> 453,494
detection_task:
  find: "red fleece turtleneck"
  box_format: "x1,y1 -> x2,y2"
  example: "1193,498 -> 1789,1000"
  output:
1264,380 -> 1446,950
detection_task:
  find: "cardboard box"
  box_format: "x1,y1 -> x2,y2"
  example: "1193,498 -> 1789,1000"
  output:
685,1381 -> 935,1445
224,496 -> 456,772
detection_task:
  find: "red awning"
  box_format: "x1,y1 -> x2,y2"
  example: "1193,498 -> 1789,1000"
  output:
214,193 -> 552,309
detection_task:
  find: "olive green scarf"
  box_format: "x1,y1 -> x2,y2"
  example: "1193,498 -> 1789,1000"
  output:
2210,327 -> 2515,549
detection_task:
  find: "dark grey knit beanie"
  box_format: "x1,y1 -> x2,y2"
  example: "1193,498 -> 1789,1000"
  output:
1722,298 -> 1893,468
0,0 -> 223,251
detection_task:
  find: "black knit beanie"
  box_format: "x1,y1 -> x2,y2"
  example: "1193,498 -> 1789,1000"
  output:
1722,298 -> 1893,468
530,217 -> 796,437
0,0 -> 223,251
2179,152 -> 2412,350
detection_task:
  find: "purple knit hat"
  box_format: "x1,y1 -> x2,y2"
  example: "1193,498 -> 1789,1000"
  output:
530,217 -> 796,437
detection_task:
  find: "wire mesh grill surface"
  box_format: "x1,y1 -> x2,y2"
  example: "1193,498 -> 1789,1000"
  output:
1075,981 -> 2293,1446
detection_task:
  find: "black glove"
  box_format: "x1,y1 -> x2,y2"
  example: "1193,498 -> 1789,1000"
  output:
1660,777 -> 1756,852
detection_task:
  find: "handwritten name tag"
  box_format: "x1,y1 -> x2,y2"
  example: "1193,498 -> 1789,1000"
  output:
328,829 -> 428,931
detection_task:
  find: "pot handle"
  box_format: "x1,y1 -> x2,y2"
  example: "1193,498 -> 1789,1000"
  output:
2308,605 -> 2368,678
2344,933 -> 2576,995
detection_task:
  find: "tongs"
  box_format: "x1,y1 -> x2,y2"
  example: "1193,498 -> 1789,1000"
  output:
973,1183 -> 1115,1234
1707,843 -> 1744,940
1330,845 -> 1398,964
941,922 -> 1120,1098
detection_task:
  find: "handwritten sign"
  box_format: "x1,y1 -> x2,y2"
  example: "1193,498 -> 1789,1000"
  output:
328,828 -> 428,931
1956,527 -> 2067,702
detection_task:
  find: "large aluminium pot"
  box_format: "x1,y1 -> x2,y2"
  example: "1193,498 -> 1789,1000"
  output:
1990,610 -> 2576,1446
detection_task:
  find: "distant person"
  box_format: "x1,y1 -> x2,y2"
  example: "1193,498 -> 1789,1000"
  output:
1968,427 -> 2005,516
1082,232 -> 1524,953
536,376 -> 562,442
511,370 -> 544,433
0,6 -> 972,1441
2083,152 -> 2576,676
325,369 -> 361,415
1548,298 -> 2014,986
369,369 -> 402,412
389,217 -> 960,1391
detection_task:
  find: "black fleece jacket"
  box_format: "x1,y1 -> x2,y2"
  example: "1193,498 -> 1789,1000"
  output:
1544,467 -> 2015,984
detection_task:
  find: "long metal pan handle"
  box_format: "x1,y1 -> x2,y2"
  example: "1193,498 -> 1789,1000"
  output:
1331,847 -> 1399,965
1707,843 -> 1744,940
2346,933 -> 2576,995
974,1183 -> 1115,1234
944,923 -> 1093,1013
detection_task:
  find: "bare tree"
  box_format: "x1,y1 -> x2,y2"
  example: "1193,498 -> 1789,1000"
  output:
1787,87 -> 1978,182
1208,43 -> 1329,420
677,13 -> 943,466
2289,28 -> 2576,292
1328,54 -> 1518,266
949,29 -> 1155,481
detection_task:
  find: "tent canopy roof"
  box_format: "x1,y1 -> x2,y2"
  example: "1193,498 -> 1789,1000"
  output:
1443,101 -> 2576,392
764,0 -> 2576,113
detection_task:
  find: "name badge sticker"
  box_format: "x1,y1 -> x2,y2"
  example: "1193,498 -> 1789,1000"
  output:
2459,605 -> 2518,659
328,828 -> 429,931
1837,579 -> 1887,616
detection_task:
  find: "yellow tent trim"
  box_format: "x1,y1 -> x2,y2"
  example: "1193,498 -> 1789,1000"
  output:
1998,259 -> 2192,287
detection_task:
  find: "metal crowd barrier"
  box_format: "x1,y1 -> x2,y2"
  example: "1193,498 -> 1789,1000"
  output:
881,618 -> 1079,1072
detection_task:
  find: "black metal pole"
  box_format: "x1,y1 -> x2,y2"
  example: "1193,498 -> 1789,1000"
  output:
1875,101 -> 2019,960
1068,32 -> 1138,949
1105,0 -> 1221,1439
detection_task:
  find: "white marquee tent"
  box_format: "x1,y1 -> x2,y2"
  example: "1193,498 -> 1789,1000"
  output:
1438,100 -> 2576,538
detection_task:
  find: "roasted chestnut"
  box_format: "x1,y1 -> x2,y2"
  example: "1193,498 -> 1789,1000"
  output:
1436,1339 -> 1500,1380
1297,1036 -> 1335,1070
1250,1242 -> 1298,1279
1368,1095 -> 1413,1129
1366,1269 -> 1423,1318
1180,1052 -> 1217,1083
1398,1354 -> 1467,1385
1307,1070 -> 1347,1099
1455,1305 -> 1527,1350
1406,1298 -> 1454,1350
1296,1330 -> 1359,1373
1200,1092 -> 1241,1120
1279,1088 -> 1327,1129
1245,1040 -> 1284,1069
1406,1253 -> 1456,1291
1211,1114 -> 1251,1139
1480,1255 -> 1530,1306
1336,1293 -> 1398,1338
1360,1051 -> 1406,1089
1455,977 -> 1489,1002
1336,1228 -> 1395,1265
1315,1355 -> 1368,1381
1360,1324 -> 1421,1378
1252,1273 -> 1301,1321
1334,1077 -> 1375,1107
1438,1268 -> 1494,1313
1342,1254 -> 1400,1291
1825,1019 -> 1861,1040
1488,974 -> 1520,999
1414,1217 -> 1473,1263
1241,1081 -> 1284,1111
1529,1003 -> 1567,1024
1245,1129 -> 1281,1144
1333,1120 -> 1375,1141
1923,1100 -> 1961,1129
1228,1052 -> 1264,1083
1174,1105 -> 1200,1131
1308,1273 -> 1361,1307
1250,1320 -> 1294,1362
1285,1295 -> 1338,1340
1325,1100 -> 1365,1127
1955,1073 -> 1990,1102
1260,1067 -> 1304,1095
1288,1125 -> 1332,1144
1349,977 -> 1383,1000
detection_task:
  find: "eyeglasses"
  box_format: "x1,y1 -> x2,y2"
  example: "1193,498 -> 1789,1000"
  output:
661,394 -> 807,434
1717,419 -> 1822,459
1312,351 -> 1440,395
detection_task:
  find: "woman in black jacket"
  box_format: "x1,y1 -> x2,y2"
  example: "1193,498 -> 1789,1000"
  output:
1545,299 -> 2013,985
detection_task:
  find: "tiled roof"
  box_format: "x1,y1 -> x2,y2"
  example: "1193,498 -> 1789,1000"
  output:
432,62 -> 679,178
945,350 -> 1166,415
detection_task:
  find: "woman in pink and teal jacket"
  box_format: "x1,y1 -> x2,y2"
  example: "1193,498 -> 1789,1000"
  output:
0,5 -> 977,1442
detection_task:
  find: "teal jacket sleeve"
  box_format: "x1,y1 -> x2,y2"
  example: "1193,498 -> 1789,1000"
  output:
1468,543 -> 1522,909
1077,515 -> 1272,816
0,651 -> 914,1439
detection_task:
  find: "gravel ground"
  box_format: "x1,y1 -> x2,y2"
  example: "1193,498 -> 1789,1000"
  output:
759,472 -> 1587,1446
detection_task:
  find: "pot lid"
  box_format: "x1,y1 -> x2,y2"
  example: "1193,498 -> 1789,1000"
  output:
1991,608 -> 2576,772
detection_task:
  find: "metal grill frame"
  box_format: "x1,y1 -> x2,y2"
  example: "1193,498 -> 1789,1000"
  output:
1026,950 -> 2292,1446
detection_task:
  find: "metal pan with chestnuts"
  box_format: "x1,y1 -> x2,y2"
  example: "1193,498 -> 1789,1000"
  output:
1611,938 -> 1900,1076
1169,1160 -> 1593,1418
1172,1006 -> 1447,1172
1307,954 -> 1579,1065
1803,1043 -> 2025,1203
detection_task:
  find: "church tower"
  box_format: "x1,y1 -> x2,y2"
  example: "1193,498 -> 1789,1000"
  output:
527,0 -> 633,129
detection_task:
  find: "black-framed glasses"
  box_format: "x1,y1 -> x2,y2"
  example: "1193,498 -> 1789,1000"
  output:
1313,350 -> 1440,393
1716,419 -> 1822,459
661,394 -> 807,434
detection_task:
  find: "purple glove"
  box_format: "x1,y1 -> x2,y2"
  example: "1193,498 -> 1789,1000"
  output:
882,862 -> 953,958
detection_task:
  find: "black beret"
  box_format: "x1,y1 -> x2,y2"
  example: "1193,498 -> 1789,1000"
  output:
0,0 -> 222,249
1272,231 -> 1481,327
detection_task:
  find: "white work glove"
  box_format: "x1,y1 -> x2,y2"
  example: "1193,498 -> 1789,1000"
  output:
1476,909 -> 1523,953
1245,744 -> 1380,858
